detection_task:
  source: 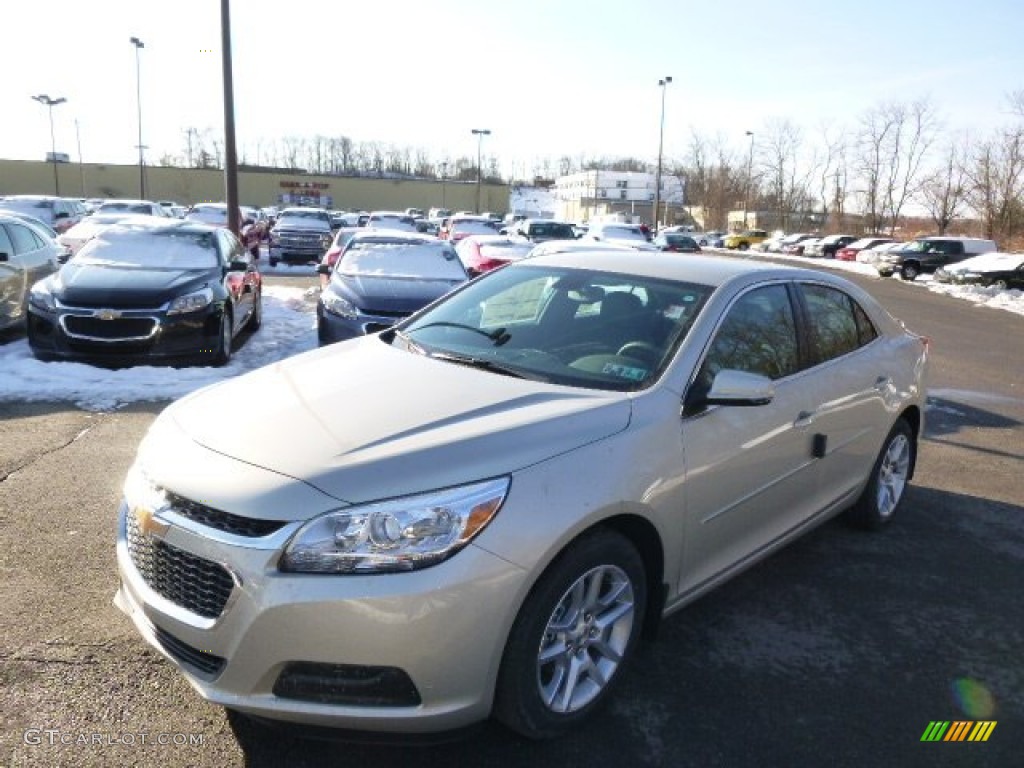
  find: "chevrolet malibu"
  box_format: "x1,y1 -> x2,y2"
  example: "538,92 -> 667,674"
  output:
28,220 -> 261,365
115,251 -> 928,738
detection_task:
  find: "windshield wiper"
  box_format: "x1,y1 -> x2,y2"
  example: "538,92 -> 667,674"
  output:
392,328 -> 427,355
409,321 -> 511,346
429,351 -> 540,380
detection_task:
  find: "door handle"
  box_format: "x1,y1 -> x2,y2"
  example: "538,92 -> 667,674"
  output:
794,411 -> 815,428
873,376 -> 891,392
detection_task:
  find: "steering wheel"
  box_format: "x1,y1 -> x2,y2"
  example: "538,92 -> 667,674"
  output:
617,341 -> 661,367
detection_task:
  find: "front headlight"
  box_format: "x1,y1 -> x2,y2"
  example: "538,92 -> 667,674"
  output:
320,233 -> 333,249
167,287 -> 214,315
269,230 -> 281,244
28,279 -> 57,312
280,477 -> 510,574
320,289 -> 359,319
122,463 -> 168,517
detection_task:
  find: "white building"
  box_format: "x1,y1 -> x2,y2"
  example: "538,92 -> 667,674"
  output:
553,170 -> 686,226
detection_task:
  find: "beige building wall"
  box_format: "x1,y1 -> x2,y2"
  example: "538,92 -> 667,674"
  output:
0,159 -> 509,214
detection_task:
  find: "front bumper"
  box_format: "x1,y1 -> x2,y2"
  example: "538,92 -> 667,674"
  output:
114,502 -> 528,732
316,302 -> 406,345
27,301 -> 226,363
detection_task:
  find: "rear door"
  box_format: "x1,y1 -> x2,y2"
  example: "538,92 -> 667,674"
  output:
0,225 -> 27,327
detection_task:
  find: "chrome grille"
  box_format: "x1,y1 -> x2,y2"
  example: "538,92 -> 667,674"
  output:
126,512 -> 234,619
63,315 -> 157,340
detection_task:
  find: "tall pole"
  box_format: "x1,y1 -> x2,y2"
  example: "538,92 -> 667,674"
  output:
75,118 -> 85,196
221,0 -> 241,235
472,128 -> 490,213
653,76 -> 672,233
440,161 -> 448,209
744,130 -> 754,228
130,37 -> 145,199
32,95 -> 67,196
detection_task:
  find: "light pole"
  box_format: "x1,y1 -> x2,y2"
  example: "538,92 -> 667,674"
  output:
744,130 -> 755,228
130,36 -> 145,199
31,94 -> 67,196
652,76 -> 672,232
440,161 -> 449,209
471,128 -> 491,213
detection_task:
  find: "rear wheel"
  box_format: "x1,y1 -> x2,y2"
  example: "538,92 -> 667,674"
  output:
846,418 -> 914,530
900,262 -> 920,281
993,279 -> 1008,290
246,289 -> 262,331
738,242 -> 749,251
494,529 -> 646,739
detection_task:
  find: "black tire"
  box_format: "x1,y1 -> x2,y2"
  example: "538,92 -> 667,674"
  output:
993,279 -> 1008,291
846,418 -> 914,530
493,528 -> 646,739
738,242 -> 749,251
246,289 -> 262,332
269,258 -> 279,267
212,310 -> 233,367
900,262 -> 920,281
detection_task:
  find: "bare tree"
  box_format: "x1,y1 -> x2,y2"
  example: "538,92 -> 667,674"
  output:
965,125 -> 1024,242
761,119 -> 818,230
918,139 -> 969,234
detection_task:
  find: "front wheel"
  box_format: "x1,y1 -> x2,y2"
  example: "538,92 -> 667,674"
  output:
846,418 -> 914,530
738,242 -> 749,251
246,289 -> 262,331
493,528 -> 646,739
212,311 -> 233,367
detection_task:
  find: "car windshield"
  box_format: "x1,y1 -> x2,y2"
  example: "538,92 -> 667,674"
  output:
76,230 -> 219,269
601,227 -> 646,241
0,199 -> 51,215
338,240 -> 465,280
396,264 -> 713,392
453,220 -> 498,235
98,203 -> 153,214
282,209 -> 327,220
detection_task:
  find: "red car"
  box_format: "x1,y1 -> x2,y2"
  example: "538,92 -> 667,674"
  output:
441,216 -> 500,244
317,227 -> 361,287
835,237 -> 896,261
455,235 -> 535,277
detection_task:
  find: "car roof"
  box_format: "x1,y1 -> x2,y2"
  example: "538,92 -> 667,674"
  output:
98,219 -> 221,237
349,230 -> 444,244
525,249 -> 807,287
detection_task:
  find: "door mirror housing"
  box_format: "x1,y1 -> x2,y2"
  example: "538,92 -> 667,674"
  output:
705,369 -> 775,406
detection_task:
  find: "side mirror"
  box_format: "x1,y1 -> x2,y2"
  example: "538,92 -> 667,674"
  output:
228,259 -> 250,271
316,263 -> 332,275
684,369 -> 775,415
55,211 -> 69,220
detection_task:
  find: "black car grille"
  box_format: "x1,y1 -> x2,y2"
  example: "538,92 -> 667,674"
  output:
154,625 -> 226,677
64,315 -> 156,340
126,513 -> 234,619
164,491 -> 288,538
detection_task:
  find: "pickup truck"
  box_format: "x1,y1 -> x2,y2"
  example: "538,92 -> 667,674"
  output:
268,208 -> 333,267
875,236 -> 997,280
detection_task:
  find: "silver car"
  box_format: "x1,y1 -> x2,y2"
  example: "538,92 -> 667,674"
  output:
0,214 -> 62,332
115,251 -> 928,738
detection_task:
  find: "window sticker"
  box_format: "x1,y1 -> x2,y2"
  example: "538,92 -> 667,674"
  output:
602,362 -> 647,381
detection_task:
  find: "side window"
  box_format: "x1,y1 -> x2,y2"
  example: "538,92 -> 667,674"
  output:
801,284 -> 871,363
7,223 -> 41,255
700,284 -> 799,382
0,225 -> 15,257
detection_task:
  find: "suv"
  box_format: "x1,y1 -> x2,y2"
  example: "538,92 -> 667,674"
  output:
268,208 -> 333,266
875,236 -> 998,280
722,229 -> 769,250
515,219 -> 577,243
0,195 -> 82,235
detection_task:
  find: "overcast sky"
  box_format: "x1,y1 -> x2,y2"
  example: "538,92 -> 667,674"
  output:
4,0 -> 1022,175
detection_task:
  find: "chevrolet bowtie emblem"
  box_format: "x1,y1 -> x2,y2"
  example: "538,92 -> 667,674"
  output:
95,308 -> 122,320
134,505 -> 170,539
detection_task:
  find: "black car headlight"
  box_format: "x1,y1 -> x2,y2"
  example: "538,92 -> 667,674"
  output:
28,280 -> 57,312
167,287 -> 214,315
320,288 -> 358,319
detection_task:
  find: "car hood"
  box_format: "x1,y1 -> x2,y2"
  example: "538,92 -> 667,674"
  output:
165,335 -> 631,507
331,273 -> 465,312
51,261 -> 216,307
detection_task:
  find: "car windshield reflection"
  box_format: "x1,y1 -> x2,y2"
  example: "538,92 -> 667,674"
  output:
397,265 -> 713,391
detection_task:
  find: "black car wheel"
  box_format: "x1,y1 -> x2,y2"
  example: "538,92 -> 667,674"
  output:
494,528 -> 646,739
846,418 -> 914,530
212,310 -> 233,367
900,262 -> 920,281
246,289 -> 262,331
993,279 -> 1008,290
738,242 -> 749,251
269,257 -> 279,267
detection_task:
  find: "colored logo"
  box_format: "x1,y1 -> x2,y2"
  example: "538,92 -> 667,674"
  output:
921,721 -> 996,742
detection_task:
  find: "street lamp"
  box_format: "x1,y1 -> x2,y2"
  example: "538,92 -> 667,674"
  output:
440,161 -> 449,209
471,128 -> 491,213
744,130 -> 755,228
652,76 -> 672,233
31,94 -> 67,196
130,36 -> 146,199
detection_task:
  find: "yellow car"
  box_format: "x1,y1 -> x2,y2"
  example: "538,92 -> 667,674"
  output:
723,229 -> 769,250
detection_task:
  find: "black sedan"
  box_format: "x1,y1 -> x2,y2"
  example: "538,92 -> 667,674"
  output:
653,233 -> 702,253
27,220 -> 261,366
316,231 -> 467,345
934,253 -> 1024,290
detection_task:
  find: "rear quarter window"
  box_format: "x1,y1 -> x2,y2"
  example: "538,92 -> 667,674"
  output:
801,284 -> 877,363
